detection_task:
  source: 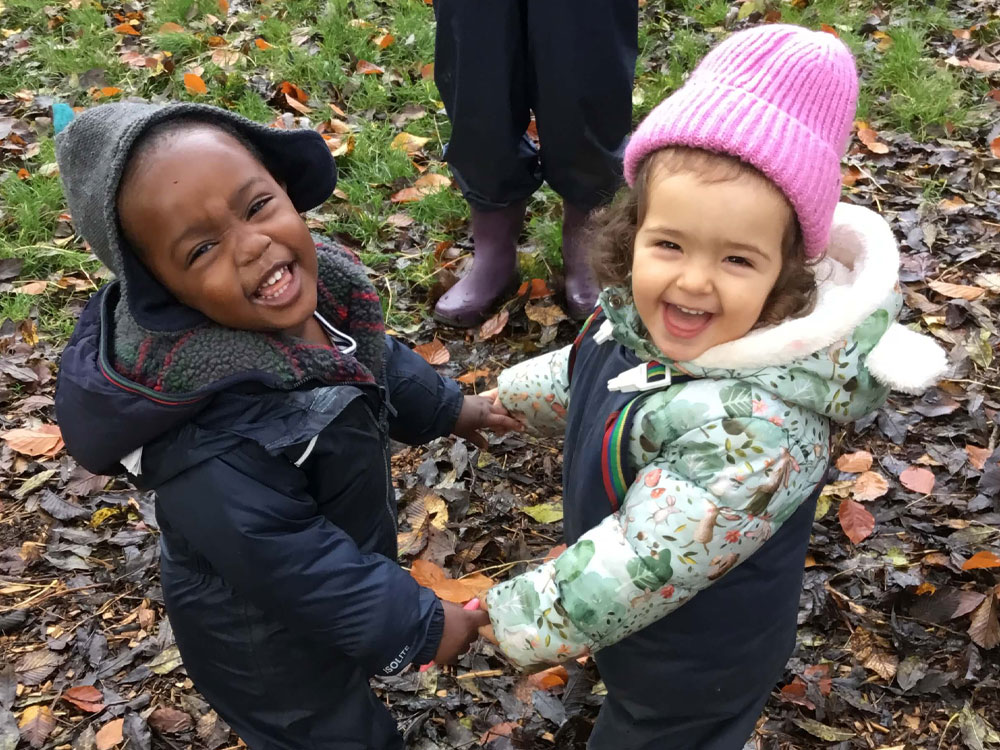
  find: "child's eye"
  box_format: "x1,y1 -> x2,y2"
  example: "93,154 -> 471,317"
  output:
248,197 -> 272,218
725,256 -> 753,268
188,242 -> 216,266
656,240 -> 681,251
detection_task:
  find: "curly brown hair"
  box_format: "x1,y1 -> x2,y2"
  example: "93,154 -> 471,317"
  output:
590,147 -> 817,328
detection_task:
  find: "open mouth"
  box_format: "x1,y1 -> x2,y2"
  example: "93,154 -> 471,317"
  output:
252,262 -> 300,306
662,302 -> 714,339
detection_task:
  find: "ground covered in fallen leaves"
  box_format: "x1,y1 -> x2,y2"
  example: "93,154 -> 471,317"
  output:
2,0 -> 1000,748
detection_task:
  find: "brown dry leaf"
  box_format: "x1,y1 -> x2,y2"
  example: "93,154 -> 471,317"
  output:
413,338 -> 449,366
516,278 -> 553,299
2,424 -> 64,457
962,551 -> 1000,570
525,302 -> 567,327
389,132 -> 430,155
841,165 -> 863,187
848,627 -> 898,681
852,471 -> 888,501
158,21 -> 184,32
945,55 -> 1000,75
183,72 -> 207,95
385,213 -> 414,229
420,62 -> 434,80
17,280 -> 48,294
544,544 -> 567,562
457,369 -> 490,384
839,498 -> 875,544
356,59 -> 384,75
927,279 -> 985,301
113,21 -> 140,35
938,195 -> 968,211
373,32 -> 394,49
18,705 -> 56,749
836,450 -> 872,473
409,559 -> 493,603
899,466 -> 935,494
62,685 -> 105,713
284,93 -> 312,115
857,126 -> 889,154
95,718 -> 124,750
952,28 -> 972,39
480,721 -> 518,744
148,706 -> 194,733
968,590 -> 1000,650
479,310 -> 509,341
965,445 -> 992,471
390,173 -> 451,203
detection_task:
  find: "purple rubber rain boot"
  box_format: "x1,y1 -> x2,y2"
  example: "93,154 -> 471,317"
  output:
433,200 -> 527,328
562,202 -> 600,321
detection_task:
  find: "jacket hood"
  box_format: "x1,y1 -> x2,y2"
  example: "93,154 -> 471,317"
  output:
600,203 -> 948,422
54,101 -> 336,332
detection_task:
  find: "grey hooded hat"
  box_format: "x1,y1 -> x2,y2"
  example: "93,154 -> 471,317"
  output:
54,101 -> 336,331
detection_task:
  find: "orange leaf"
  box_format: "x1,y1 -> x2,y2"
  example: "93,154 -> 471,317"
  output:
915,582 -> 936,595
819,23 -> 838,37
529,665 -> 569,690
254,38 -> 272,50
390,173 -> 450,203
373,32 -> 394,49
927,279 -> 985,300
206,35 -> 226,46
836,450 -> 872,473
899,466 -> 935,494
938,195 -> 968,211
456,369 -> 490,384
872,30 -> 893,51
284,93 -> 313,115
17,168 -> 30,179
409,559 -> 493,603
279,80 -> 309,102
952,28 -> 972,40
158,21 -> 184,32
413,338 -> 450,366
857,126 -> 889,154
95,718 -> 124,750
544,543 -> 567,562
218,0 -> 229,12
965,444 -> 992,471
528,278 -> 552,299
852,471 -> 888,501
356,60 -> 384,75
184,72 -> 207,95
420,62 -> 434,80
17,280 -> 48,294
2,424 -> 64,458
962,551 -> 1000,570
99,86 -> 122,97
992,138 -> 1000,160
113,22 -> 140,35
839,498 -> 875,544
62,685 -> 105,713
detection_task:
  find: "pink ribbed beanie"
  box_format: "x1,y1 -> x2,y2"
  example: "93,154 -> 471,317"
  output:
623,24 -> 859,258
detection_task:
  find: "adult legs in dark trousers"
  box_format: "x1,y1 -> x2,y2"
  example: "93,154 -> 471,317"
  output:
433,0 -> 638,326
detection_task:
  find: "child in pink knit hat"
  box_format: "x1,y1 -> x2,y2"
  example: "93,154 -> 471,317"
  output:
478,24 -> 946,749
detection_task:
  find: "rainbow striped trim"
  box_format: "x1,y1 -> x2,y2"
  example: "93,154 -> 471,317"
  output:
601,397 -> 642,511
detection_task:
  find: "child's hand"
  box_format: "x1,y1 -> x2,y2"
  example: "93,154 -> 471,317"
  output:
433,600 -> 491,664
476,596 -> 497,644
452,392 -> 523,449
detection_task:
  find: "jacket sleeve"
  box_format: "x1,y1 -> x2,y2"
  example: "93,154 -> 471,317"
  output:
485,414 -> 821,668
155,441 -> 444,675
383,335 -> 464,444
496,345 -> 572,437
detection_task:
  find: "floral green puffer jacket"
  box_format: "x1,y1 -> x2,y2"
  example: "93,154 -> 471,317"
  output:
485,204 -> 948,668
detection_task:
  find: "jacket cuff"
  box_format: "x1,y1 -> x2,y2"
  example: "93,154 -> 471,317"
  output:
412,594 -> 445,665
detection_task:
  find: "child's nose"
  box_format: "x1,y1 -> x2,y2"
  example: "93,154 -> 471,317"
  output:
675,262 -> 713,294
235,230 -> 272,266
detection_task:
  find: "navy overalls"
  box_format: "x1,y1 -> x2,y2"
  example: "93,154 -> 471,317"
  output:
564,313 -> 822,749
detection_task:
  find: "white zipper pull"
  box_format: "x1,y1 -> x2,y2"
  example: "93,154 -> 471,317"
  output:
606,362 -> 672,393
593,319 -> 615,345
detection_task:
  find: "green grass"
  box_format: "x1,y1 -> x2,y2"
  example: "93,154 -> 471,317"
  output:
0,0 -> 996,341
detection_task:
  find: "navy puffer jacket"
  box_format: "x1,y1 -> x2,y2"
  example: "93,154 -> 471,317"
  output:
56,285 -> 462,749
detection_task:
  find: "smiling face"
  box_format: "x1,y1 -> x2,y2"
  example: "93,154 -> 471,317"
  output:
630,166 -> 792,362
117,125 -> 318,338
